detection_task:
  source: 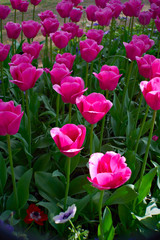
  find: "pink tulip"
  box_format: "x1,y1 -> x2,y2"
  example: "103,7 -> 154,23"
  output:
140,77 -> 160,110
22,20 -> 41,39
123,0 -> 144,17
50,124 -> 86,157
70,8 -> 83,22
10,0 -> 21,10
49,63 -> 72,85
53,76 -> 87,104
50,31 -> 72,49
41,18 -> 59,35
86,29 -> 104,44
152,135 -> 159,141
80,39 -> 103,63
10,63 -> 43,91
38,10 -> 57,21
0,5 -> 11,20
132,35 -> 155,53
95,7 -> 112,26
93,65 -> 122,91
150,3 -> 160,19
61,22 -> 79,39
22,41 -> 43,59
155,16 -> 160,32
106,0 -> 123,19
0,99 -> 24,136
18,1 -> 29,12
151,59 -> 160,79
123,40 -> 144,61
56,0 -> 73,18
0,43 -> 10,62
95,0 -> 109,8
30,0 -> 42,6
9,53 -> 34,66
87,152 -> 131,190
76,28 -> 84,38
76,93 -> 112,124
56,53 -> 76,70
4,22 -> 21,39
138,11 -> 152,25
85,5 -> 98,22
135,54 -> 156,79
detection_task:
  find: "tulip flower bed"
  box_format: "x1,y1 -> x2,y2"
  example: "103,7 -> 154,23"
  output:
0,0 -> 160,240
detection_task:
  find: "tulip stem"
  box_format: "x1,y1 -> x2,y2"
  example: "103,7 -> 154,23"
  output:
25,90 -> 31,168
129,65 -> 138,108
12,39 -> 14,55
64,157 -> 71,211
14,9 -> 17,23
21,12 -> 24,42
27,38 -> 31,44
89,61 -> 94,93
91,21 -> 93,29
56,94 -> 60,127
150,19 -> 155,38
50,37 -> 53,63
99,190 -> 104,240
130,16 -> 134,40
90,124 -> 94,155
133,110 -> 156,211
99,90 -> 109,151
0,61 -> 5,101
121,61 -> 133,112
21,91 -> 25,126
158,37 -> 160,58
7,134 -> 20,217
109,18 -> 115,55
85,62 -> 89,89
45,34 -> 48,66
33,5 -> 35,20
0,19 -> 3,43
135,92 -> 143,127
134,105 -> 150,153
69,103 -> 72,123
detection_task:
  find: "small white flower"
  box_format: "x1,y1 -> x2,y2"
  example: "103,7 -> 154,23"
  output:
53,204 -> 77,224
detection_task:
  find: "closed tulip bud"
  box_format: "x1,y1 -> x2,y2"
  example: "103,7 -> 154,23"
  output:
0,43 -> 10,62
0,99 -> 23,136
53,76 -> 87,104
22,20 -> 41,39
155,16 -> 160,32
70,8 -> 83,22
93,65 -> 122,91
41,18 -> 59,35
123,0 -> 144,17
138,11 -> 152,25
140,77 -> 160,110
85,5 -> 98,22
71,0 -> 83,7
10,63 -> 43,91
4,22 -> 21,39
56,0 -> 73,18
76,92 -> 113,124
95,0 -> 109,8
22,41 -> 43,59
95,7 -> 112,26
86,29 -> 104,44
0,5 -> 11,20
18,1 -> 29,12
50,31 -> 72,49
136,54 -> 156,79
151,59 -> 160,79
10,0 -> 21,10
56,53 -> 76,70
49,63 -> 72,85
76,28 -> 84,38
50,124 -> 86,157
80,39 -> 103,62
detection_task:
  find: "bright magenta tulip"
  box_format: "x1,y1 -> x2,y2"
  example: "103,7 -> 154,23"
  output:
61,22 -> 79,39
30,0 -> 42,6
0,5 -> 11,20
4,22 -> 21,39
50,31 -> 72,49
9,53 -> 33,66
70,8 -> 83,22
87,152 -> 131,190
10,63 -> 43,91
0,99 -> 23,136
0,43 -> 10,62
56,0 -> 73,18
56,53 -> 76,70
76,92 -> 112,124
136,54 -> 156,79
86,29 -> 104,44
49,63 -> 72,85
22,41 -> 43,59
50,124 -> 86,157
38,10 -> 57,21
85,5 -> 98,22
140,77 -> 160,110
22,20 -> 41,39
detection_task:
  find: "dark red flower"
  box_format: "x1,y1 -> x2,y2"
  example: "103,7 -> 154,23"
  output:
24,204 -> 48,225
